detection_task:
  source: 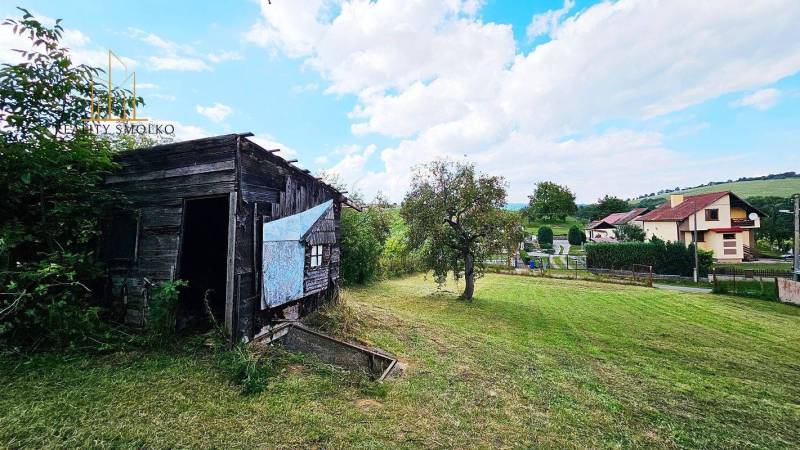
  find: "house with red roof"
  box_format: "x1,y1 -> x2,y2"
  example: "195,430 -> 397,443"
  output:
585,208 -> 648,241
638,192 -> 763,262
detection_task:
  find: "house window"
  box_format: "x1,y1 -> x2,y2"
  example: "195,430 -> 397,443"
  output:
723,233 -> 736,240
693,231 -> 705,242
705,209 -> 719,221
310,245 -> 323,268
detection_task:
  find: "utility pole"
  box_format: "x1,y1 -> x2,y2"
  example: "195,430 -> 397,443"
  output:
692,202 -> 699,283
794,194 -> 799,282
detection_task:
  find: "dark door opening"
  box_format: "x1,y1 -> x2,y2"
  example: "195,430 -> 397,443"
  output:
177,195 -> 230,332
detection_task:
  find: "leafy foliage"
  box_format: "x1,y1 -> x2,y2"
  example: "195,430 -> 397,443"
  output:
146,280 -> 187,343
537,226 -> 554,247
0,10 -> 141,347
526,181 -> 577,221
614,223 -> 646,242
339,206 -> 390,284
401,160 -> 511,300
586,238 -> 713,276
747,196 -> 794,251
567,225 -> 584,245
379,210 -> 426,278
577,195 -> 631,221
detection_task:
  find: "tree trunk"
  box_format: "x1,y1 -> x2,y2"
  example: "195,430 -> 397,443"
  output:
462,251 -> 475,300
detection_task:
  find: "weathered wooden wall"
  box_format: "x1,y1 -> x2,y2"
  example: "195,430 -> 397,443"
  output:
104,135 -> 238,325
235,138 -> 342,340
104,134 -> 343,341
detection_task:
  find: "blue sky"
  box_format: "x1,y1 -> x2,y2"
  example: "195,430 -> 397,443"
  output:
2,0 -> 799,203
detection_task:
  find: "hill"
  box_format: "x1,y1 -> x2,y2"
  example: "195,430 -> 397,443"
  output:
634,177 -> 800,204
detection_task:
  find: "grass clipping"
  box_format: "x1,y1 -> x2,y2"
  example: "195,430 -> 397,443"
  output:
303,294 -> 364,340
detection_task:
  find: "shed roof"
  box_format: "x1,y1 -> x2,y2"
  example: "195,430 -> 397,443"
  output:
263,200 -> 333,242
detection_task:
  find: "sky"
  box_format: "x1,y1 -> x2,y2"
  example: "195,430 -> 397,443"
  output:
2,0 -> 799,204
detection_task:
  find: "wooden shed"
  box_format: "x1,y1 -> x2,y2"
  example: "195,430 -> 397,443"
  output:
101,133 -> 351,342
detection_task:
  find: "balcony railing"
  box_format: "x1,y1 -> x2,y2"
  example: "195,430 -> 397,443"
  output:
731,218 -> 756,227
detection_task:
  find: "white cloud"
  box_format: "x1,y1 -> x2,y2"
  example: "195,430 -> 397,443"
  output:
526,0 -> 574,39
247,0 -> 800,201
196,102 -> 233,123
292,82 -> 319,93
129,27 -> 232,71
733,88 -> 781,111
128,27 -> 194,56
150,93 -> 176,102
149,56 -> 211,71
207,50 -> 242,63
247,134 -> 299,158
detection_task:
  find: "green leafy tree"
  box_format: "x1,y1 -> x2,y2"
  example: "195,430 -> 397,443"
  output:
614,223 -> 646,242
537,226 -> 554,248
527,182 -> 577,222
747,196 -> 794,250
568,225 -> 584,245
339,206 -> 390,285
401,160 -> 509,300
591,195 -> 631,221
496,209 -> 525,266
0,9 -> 141,346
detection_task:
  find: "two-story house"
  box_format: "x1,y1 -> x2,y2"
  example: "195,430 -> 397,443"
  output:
638,192 -> 762,262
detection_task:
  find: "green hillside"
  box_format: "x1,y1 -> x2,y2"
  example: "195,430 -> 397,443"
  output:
635,177 -> 800,203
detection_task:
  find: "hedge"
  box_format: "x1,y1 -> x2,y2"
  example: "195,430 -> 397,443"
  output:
537,226 -> 554,247
585,240 -> 713,277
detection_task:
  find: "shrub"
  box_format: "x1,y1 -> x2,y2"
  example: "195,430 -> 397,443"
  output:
614,223 -> 646,242
340,207 -> 389,284
537,226 -> 554,247
585,240 -> 712,277
379,211 -> 426,278
568,225 -> 584,246
0,10 -> 140,349
146,280 -> 187,343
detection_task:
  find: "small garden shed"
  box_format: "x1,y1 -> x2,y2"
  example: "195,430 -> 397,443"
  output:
102,133 -> 353,342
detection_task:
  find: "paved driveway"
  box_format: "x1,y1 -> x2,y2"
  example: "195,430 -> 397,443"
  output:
553,239 -> 570,255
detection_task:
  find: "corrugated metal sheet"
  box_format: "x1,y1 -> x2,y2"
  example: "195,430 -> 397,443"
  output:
262,241 -> 305,309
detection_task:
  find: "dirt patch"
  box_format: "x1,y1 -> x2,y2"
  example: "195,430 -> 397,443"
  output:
356,398 -> 383,411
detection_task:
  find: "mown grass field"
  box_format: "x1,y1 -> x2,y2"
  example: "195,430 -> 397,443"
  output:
635,177 -> 800,203
3,273 -> 800,448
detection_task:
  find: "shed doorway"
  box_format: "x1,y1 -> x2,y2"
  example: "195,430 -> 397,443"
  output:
177,195 -> 230,332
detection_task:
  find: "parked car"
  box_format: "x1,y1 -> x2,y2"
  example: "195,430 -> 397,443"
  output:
782,251 -> 795,261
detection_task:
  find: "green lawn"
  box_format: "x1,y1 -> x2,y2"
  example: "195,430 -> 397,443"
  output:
3,274 -> 800,448
635,177 -> 800,203
525,216 -> 585,235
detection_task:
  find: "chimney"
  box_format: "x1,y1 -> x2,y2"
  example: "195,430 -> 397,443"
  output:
670,194 -> 684,208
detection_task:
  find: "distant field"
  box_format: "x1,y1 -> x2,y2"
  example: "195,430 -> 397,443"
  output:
635,177 -> 800,203
524,216 -> 585,235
